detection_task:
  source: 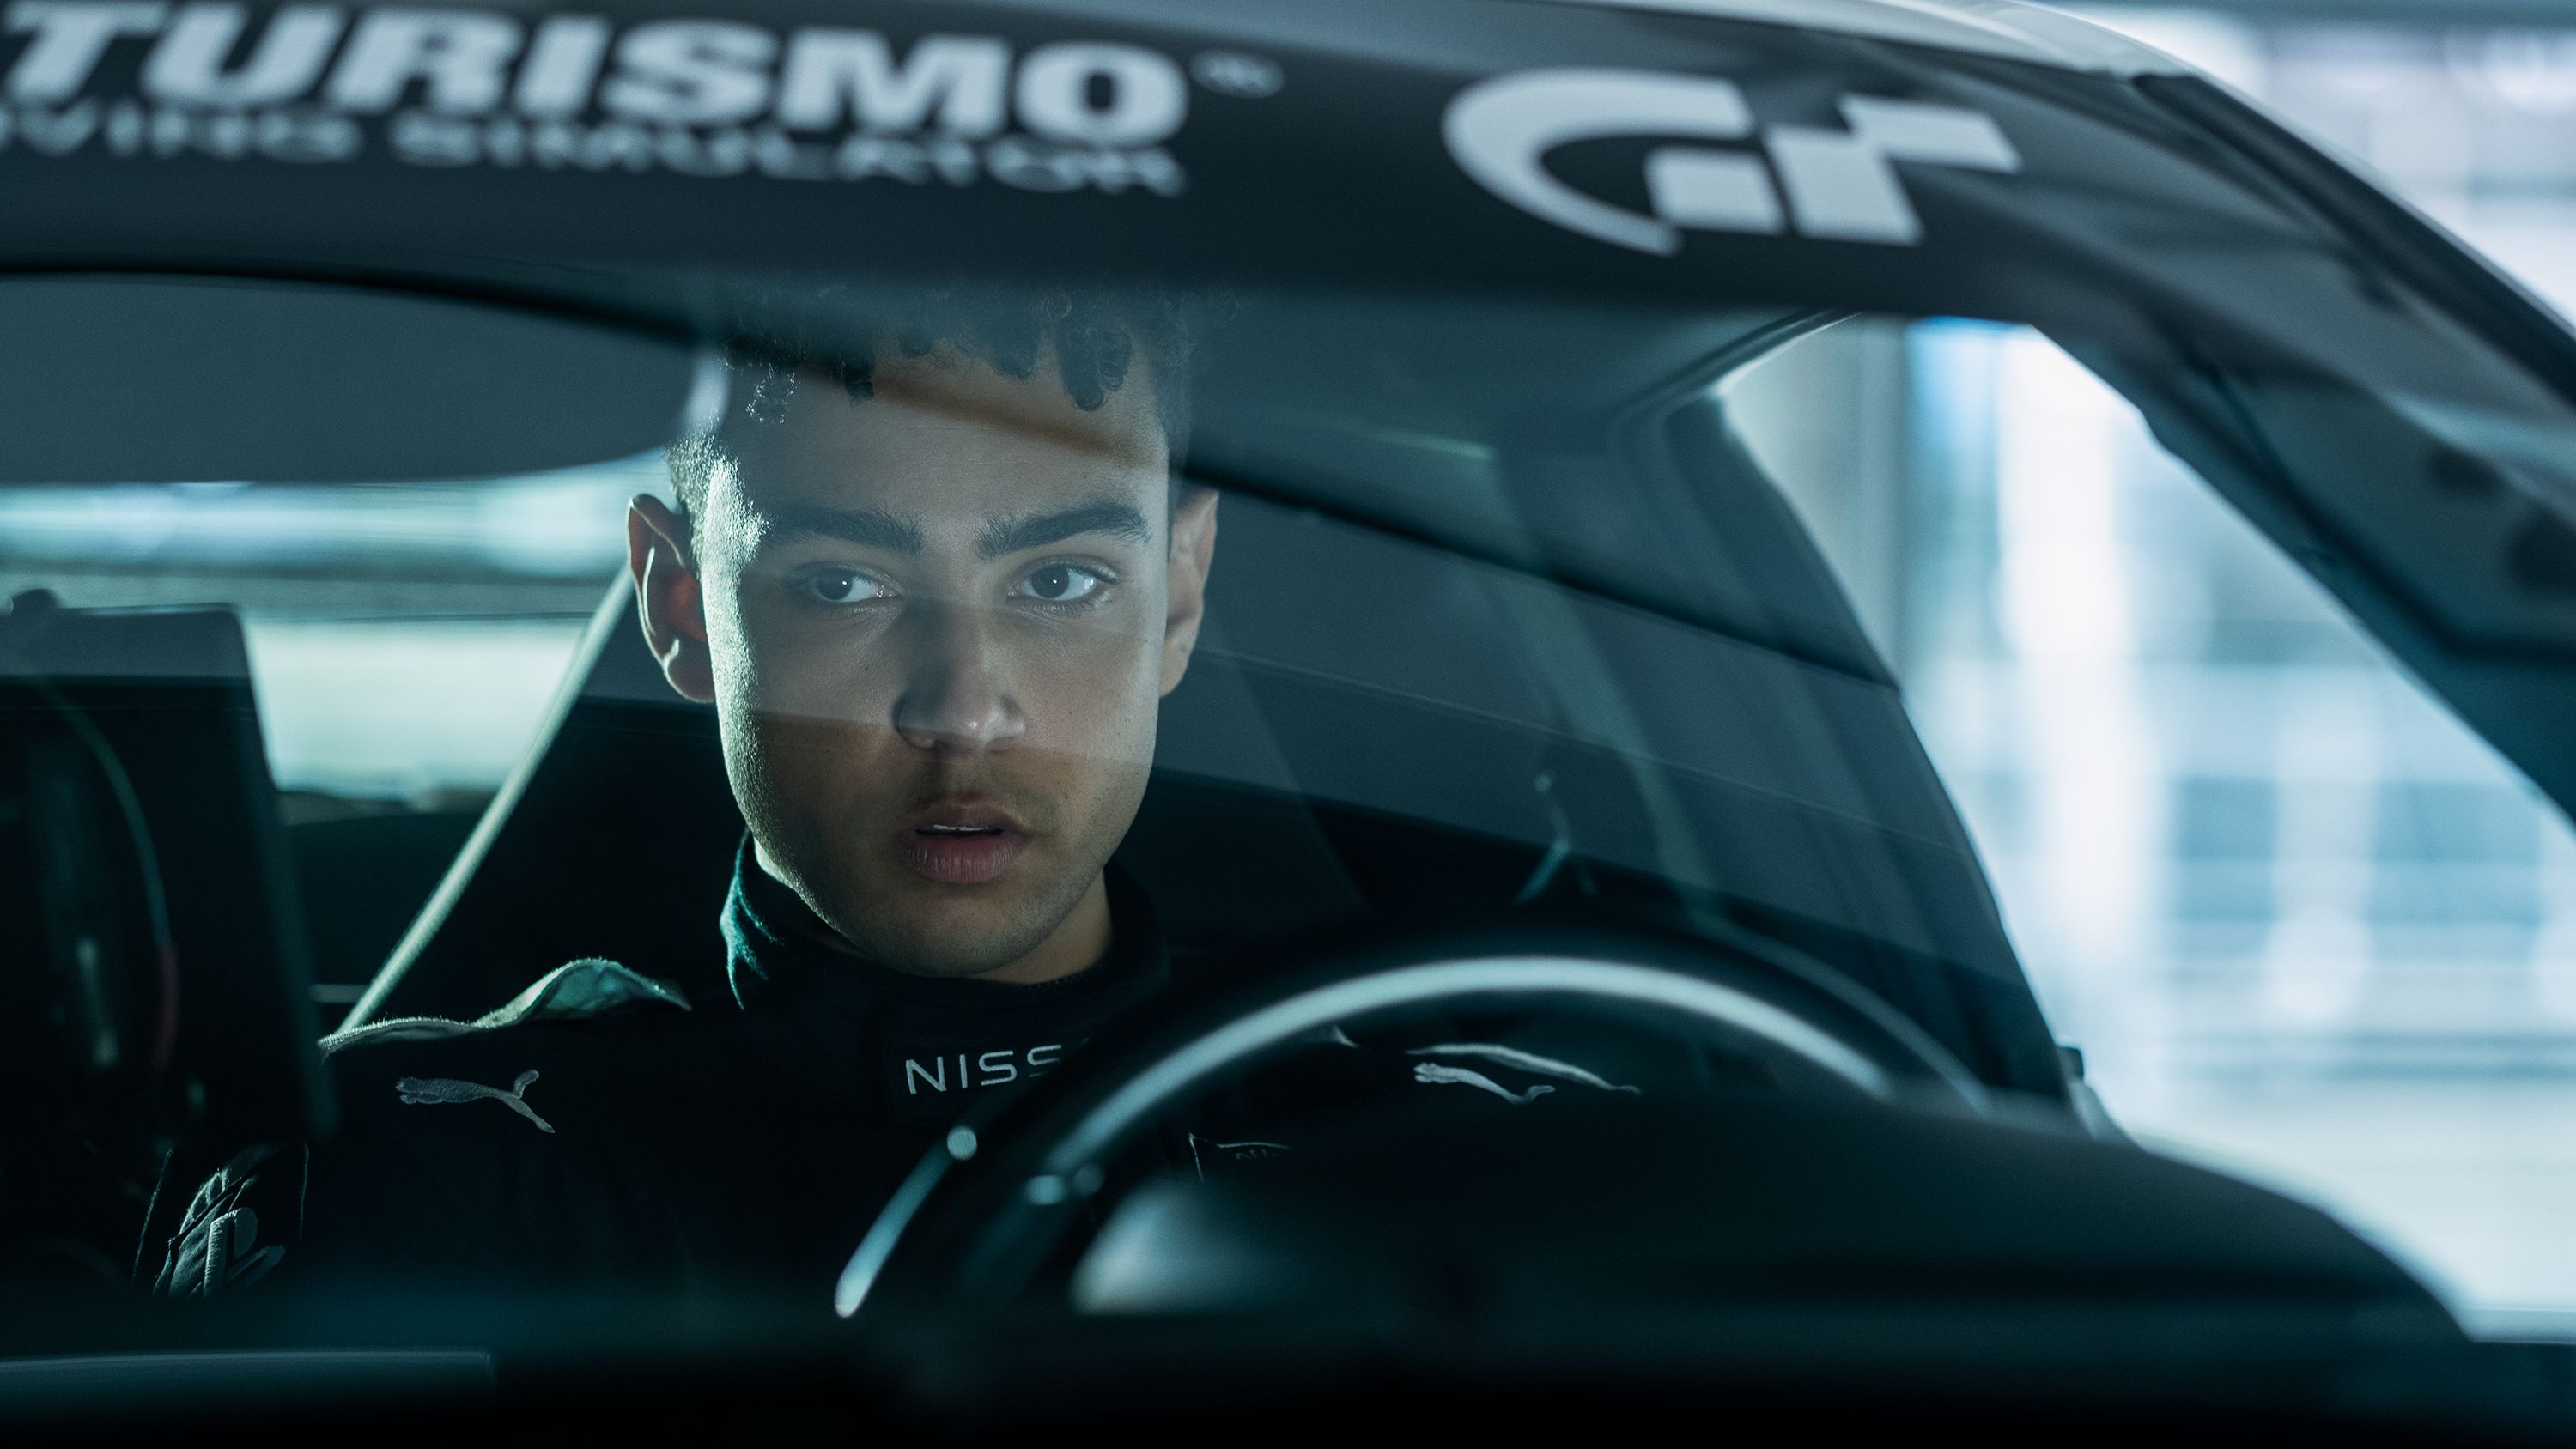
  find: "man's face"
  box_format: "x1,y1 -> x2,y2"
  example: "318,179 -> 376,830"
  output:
636,345 -> 1215,981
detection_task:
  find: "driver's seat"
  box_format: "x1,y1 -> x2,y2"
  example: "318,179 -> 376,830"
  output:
343,584 -> 742,1025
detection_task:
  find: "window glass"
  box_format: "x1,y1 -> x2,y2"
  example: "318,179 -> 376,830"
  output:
18,270 -> 2572,1347
0,463 -> 650,800
0,461 -> 650,1008
1737,315 -> 2576,1335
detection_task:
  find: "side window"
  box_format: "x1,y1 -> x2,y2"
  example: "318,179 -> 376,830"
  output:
0,464 -> 652,800
0,275 -> 692,1008
2,464 -> 651,1007
1729,316 -> 2576,1336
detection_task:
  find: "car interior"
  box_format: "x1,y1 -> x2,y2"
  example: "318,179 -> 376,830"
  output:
4,270 -> 2546,1440
9,0 -> 2576,1428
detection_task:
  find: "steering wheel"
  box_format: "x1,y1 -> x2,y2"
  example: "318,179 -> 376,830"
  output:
835,925 -> 1990,1319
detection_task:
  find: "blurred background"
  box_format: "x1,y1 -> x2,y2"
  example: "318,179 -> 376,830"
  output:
0,469 -> 647,801
0,464 -> 648,1011
1765,0 -> 2576,1340
6,0 -> 2576,1337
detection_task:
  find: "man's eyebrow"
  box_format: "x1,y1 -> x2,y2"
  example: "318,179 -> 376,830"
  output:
754,505 -> 925,556
977,500 -> 1154,559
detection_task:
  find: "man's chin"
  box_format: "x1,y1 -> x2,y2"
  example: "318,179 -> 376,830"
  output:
833,888 -> 1061,980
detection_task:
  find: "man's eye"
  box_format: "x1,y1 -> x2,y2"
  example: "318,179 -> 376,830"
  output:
1014,563 -> 1109,605
797,567 -> 894,605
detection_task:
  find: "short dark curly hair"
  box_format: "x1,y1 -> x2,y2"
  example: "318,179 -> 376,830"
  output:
669,285 -> 1206,521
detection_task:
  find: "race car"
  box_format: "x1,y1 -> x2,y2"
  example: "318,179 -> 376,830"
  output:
3,0 -> 2575,1440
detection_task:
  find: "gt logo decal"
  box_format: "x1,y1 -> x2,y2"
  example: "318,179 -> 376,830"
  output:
1443,68 -> 2019,253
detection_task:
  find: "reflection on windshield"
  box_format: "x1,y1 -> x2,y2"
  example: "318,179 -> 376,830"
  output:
2,279 -> 2561,1362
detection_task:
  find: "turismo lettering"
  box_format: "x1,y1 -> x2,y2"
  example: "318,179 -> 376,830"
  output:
0,2 -> 1200,191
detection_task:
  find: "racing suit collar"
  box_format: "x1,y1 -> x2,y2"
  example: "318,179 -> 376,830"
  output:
720,834 -> 1167,1012
719,834 -> 1171,1122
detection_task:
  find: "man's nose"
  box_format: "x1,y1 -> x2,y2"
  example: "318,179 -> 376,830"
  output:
891,598 -> 1025,753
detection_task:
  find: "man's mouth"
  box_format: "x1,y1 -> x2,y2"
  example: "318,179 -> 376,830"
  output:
894,805 -> 1031,886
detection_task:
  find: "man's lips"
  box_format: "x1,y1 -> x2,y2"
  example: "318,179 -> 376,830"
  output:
892,802 -> 1031,886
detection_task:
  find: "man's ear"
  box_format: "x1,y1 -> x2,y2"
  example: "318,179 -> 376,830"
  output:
627,494 -> 716,704
1159,486 -> 1220,698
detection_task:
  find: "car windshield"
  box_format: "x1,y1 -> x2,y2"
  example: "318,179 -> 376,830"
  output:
9,258 -> 2576,1350
27,0 -> 2576,1434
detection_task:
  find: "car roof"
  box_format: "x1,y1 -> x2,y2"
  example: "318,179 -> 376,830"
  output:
1528,0 -> 2190,76
0,0 -> 2240,294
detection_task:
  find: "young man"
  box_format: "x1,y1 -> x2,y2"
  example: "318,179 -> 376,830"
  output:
642,300 -> 1218,995
157,292 -> 1221,1300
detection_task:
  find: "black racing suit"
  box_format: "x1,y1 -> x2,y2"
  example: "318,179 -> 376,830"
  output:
156,840 -> 1650,1307
156,840 -> 1177,1303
